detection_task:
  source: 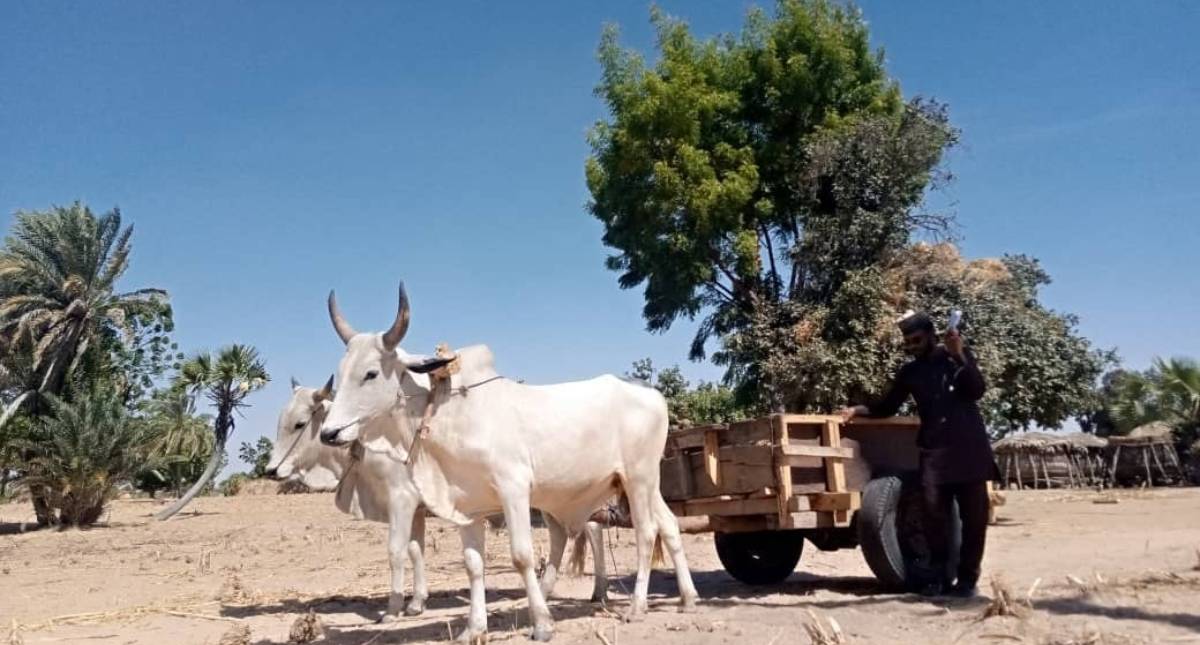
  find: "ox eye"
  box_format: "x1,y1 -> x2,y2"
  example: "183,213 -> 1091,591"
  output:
293,421 -> 306,430
364,370 -> 379,381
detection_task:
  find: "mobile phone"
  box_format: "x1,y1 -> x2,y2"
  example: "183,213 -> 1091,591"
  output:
947,310 -> 962,333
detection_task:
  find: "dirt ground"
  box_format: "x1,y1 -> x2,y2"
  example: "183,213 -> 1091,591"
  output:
2,488 -> 1199,645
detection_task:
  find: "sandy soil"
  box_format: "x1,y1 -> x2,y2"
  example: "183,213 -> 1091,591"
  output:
2,487 -> 1199,645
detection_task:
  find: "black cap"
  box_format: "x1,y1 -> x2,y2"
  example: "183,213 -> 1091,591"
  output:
897,311 -> 934,335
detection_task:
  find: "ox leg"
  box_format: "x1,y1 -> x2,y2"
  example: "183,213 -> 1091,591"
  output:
540,512 -> 567,598
457,519 -> 489,643
653,494 -> 698,612
586,521 -> 608,604
502,498 -> 555,641
382,496 -> 420,623
622,485 -> 658,622
405,509 -> 428,616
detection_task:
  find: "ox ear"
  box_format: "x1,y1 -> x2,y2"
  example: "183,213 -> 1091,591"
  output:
312,374 -> 334,403
402,355 -> 454,375
290,376 -> 301,392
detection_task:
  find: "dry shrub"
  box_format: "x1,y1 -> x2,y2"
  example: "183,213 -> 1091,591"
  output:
980,575 -> 1029,619
217,623 -> 251,645
802,609 -> 845,644
288,610 -> 324,643
220,574 -> 254,604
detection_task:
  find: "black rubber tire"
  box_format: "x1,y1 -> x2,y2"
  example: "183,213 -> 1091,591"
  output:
858,474 -> 962,590
714,530 -> 805,586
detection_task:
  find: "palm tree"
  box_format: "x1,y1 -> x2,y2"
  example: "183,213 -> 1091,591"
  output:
18,386 -> 155,526
142,389 -> 214,497
0,203 -> 168,419
1156,357 -> 1200,427
155,345 -> 269,521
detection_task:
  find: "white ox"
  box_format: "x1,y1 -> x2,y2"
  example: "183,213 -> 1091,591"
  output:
318,283 -> 697,641
265,376 -> 610,624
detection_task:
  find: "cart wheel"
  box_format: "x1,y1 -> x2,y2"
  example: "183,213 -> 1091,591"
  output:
714,530 -> 804,586
858,475 -> 961,591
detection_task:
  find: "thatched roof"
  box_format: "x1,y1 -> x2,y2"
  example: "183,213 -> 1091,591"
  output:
1062,432 -> 1108,449
993,431 -> 1108,454
1109,421 -> 1176,446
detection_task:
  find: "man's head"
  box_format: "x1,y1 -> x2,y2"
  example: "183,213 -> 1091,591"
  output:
897,310 -> 936,358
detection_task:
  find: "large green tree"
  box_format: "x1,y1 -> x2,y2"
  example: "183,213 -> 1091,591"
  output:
0,203 -> 173,417
0,203 -> 175,524
155,345 -> 268,521
588,2 -> 1107,434
588,2 -> 952,408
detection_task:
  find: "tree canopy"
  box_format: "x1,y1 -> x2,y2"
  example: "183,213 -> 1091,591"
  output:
588,2 -> 1110,434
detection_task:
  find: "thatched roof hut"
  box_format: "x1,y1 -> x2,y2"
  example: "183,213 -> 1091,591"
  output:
1107,422 -> 1184,486
992,431 -> 1107,489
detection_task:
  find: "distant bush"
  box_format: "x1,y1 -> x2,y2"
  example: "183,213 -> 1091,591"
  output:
218,472 -> 251,497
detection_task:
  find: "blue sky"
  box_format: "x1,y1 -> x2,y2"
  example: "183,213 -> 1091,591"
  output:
2,2 -> 1197,468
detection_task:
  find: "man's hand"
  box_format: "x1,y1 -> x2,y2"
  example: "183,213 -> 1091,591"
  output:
838,405 -> 868,422
944,329 -> 965,362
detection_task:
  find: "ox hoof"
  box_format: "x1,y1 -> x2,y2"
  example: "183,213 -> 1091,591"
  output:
622,608 -> 645,623
378,612 -> 400,624
678,598 -> 699,614
529,624 -> 555,642
589,592 -> 608,605
404,600 -> 426,617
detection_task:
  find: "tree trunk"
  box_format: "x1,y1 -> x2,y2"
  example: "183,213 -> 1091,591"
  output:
155,437 -> 226,521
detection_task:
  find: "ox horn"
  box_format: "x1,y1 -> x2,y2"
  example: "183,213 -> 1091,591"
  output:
381,282 -> 411,351
290,376 -> 301,391
312,374 -> 334,403
328,290 -> 357,344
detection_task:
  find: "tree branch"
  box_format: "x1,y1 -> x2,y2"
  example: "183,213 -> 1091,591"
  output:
760,224 -> 779,293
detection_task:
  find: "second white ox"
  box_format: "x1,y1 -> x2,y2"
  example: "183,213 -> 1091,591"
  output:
264,377 -> 609,623
318,283 -> 698,641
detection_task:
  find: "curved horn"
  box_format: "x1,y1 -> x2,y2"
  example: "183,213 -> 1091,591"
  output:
312,374 -> 334,403
290,376 -> 301,391
327,290 -> 357,345
381,282 -> 411,351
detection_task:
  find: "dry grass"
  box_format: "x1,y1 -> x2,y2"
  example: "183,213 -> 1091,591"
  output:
217,623 -> 251,645
981,575 -> 1030,619
7,619 -> 24,645
802,609 -> 845,644
287,610 -> 324,644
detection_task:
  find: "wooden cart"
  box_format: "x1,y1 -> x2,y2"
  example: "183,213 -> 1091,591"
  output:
659,414 -> 995,588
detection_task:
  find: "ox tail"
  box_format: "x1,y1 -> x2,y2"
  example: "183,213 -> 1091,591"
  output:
567,531 -> 589,577
613,490 -> 666,569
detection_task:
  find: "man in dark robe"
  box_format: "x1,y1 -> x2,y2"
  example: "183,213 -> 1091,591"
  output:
840,311 -> 999,598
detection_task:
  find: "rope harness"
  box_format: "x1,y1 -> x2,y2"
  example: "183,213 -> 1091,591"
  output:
335,344 -> 503,494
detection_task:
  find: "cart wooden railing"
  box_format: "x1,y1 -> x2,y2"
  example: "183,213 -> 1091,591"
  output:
661,414 -> 921,533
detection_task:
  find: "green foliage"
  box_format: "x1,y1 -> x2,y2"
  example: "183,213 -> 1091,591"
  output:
590,5 -> 1106,434
16,386 -> 154,526
136,388 -> 214,496
154,345 -> 269,520
238,436 -> 274,478
1089,357 -> 1200,448
628,359 -> 748,427
218,472 -> 251,497
589,3 -> 954,411
0,203 -> 172,414
887,246 -> 1115,434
